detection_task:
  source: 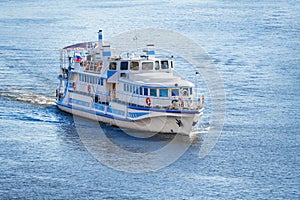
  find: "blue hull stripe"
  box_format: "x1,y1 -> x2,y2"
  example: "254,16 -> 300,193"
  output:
57,102 -> 132,122
128,112 -> 149,118
69,98 -> 90,107
128,105 -> 201,114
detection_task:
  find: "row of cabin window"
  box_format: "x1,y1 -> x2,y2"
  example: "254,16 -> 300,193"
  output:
123,83 -> 191,97
109,60 -> 173,71
79,74 -> 104,85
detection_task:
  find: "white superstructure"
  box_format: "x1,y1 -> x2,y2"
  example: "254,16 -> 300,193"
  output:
56,30 -> 204,135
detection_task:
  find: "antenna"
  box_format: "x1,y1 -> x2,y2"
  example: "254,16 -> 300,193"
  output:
133,30 -> 138,53
195,71 -> 199,98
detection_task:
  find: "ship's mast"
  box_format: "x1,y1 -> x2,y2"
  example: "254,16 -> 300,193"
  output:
98,30 -> 103,48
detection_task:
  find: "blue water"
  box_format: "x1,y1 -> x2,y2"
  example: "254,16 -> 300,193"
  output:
0,0 -> 299,199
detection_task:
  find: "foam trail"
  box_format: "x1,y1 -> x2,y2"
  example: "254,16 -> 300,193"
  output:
0,92 -> 56,106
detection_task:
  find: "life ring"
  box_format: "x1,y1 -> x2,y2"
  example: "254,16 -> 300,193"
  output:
72,82 -> 76,90
178,98 -> 184,106
201,95 -> 204,104
87,85 -> 91,93
146,97 -> 151,106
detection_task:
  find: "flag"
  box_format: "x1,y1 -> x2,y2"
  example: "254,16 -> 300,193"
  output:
74,54 -> 82,62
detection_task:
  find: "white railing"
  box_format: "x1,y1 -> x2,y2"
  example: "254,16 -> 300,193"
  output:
82,61 -> 103,73
115,91 -> 203,110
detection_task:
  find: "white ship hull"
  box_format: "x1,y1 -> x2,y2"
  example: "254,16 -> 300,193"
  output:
57,94 -> 203,135
56,30 -> 205,136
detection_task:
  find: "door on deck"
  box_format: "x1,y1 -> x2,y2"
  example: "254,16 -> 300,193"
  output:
111,83 -> 116,100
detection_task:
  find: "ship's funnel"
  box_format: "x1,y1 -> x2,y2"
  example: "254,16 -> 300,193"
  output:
143,44 -> 155,58
98,30 -> 103,47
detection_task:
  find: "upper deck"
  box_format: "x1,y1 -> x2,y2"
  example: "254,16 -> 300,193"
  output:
58,30 -> 203,110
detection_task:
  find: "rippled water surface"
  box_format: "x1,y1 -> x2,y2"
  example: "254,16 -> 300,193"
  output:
0,0 -> 299,199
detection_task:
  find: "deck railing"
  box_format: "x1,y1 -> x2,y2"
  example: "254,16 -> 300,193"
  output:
82,61 -> 103,73
114,90 -> 203,110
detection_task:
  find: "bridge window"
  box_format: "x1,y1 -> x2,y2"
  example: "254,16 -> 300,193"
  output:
150,88 -> 157,97
133,85 -> 136,94
121,62 -> 128,70
171,89 -> 179,96
144,87 -> 149,96
159,89 -> 168,97
181,88 -> 189,96
123,84 -> 127,92
95,95 -> 99,103
109,62 -> 117,70
155,61 -> 160,70
120,73 -> 127,78
190,88 -> 192,95
142,62 -> 153,70
139,87 -> 143,95
161,60 -> 169,69
130,61 -> 139,71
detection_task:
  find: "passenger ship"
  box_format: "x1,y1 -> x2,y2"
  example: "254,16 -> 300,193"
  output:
56,30 -> 204,135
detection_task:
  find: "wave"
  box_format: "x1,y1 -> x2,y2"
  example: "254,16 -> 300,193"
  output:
0,92 -> 56,106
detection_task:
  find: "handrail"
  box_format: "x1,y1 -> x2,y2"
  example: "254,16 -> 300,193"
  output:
114,90 -> 203,110
83,61 -> 103,73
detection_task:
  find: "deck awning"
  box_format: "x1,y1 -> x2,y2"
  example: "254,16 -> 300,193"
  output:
62,41 -> 96,51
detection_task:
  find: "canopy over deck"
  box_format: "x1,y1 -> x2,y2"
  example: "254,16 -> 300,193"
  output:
62,42 -> 96,51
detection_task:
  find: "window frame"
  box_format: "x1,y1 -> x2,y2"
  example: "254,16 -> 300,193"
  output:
109,62 -> 117,70
130,61 -> 139,71
159,88 -> 169,97
120,61 -> 128,70
144,87 -> 149,96
161,60 -> 169,69
142,61 -> 154,70
171,89 -> 179,96
139,87 -> 143,95
124,83 -> 127,92
150,88 -> 157,97
155,61 -> 160,70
